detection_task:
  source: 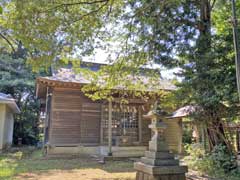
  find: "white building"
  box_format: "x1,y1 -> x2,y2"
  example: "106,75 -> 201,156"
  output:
0,93 -> 20,151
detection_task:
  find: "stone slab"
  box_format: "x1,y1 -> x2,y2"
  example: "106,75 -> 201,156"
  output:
136,171 -> 186,180
47,145 -> 147,157
149,141 -> 169,152
134,162 -> 188,175
141,157 -> 179,166
99,146 -> 147,157
237,155 -> 240,167
145,151 -> 175,159
47,146 -> 99,155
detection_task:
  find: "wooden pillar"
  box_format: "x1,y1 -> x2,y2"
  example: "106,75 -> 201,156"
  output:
138,106 -> 142,144
179,118 -> 183,154
44,87 -> 49,144
108,99 -> 113,156
100,104 -> 104,145
237,129 -> 240,169
236,129 -> 240,153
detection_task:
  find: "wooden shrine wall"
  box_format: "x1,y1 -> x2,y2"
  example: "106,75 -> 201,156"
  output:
49,87 -> 101,145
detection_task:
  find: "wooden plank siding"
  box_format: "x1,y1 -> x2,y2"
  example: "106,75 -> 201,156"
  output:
163,118 -> 182,153
49,88 -> 101,146
81,102 -> 101,144
47,87 -> 154,148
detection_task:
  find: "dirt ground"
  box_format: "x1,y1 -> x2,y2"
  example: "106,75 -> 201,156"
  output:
0,148 -> 213,180
15,169 -> 135,180
15,170 -> 212,180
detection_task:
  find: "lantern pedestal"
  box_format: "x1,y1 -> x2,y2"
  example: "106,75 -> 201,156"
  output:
134,114 -> 187,180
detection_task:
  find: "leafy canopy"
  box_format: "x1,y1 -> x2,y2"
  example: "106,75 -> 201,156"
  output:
0,1 -> 239,108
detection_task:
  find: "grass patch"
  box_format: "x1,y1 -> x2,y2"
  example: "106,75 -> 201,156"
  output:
0,147 -> 135,180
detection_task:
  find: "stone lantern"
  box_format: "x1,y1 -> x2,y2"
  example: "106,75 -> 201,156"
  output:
134,103 -> 188,180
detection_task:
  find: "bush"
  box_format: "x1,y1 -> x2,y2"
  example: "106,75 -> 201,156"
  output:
210,144 -> 237,172
184,143 -> 212,173
182,127 -> 193,144
13,93 -> 41,145
184,143 -> 239,179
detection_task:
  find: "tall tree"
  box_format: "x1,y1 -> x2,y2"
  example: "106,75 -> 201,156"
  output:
0,43 -> 42,145
2,0 -> 239,149
120,0 -> 239,149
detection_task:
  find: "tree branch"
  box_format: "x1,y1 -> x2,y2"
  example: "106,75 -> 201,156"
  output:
0,32 -> 16,53
45,0 -> 109,12
172,18 -> 197,28
66,0 -> 109,26
210,0 -> 216,10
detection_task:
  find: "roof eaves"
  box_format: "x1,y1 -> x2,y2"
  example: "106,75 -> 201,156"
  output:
0,101 -> 20,114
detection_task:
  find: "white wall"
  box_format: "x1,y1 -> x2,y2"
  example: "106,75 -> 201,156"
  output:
3,107 -> 14,147
0,104 -> 6,150
0,105 -> 14,150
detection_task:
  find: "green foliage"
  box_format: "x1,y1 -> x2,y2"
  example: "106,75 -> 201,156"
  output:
185,143 -> 206,160
0,0 -> 239,155
172,1 -> 240,150
3,0 -> 236,112
13,93 -> 40,145
0,1 -> 45,145
0,0 -> 123,71
210,144 -> 237,172
185,143 -> 240,179
182,127 -> 193,145
1,0 -> 199,71
1,1 -> 235,106
0,45 -> 44,145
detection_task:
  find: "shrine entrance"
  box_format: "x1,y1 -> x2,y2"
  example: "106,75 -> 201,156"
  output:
101,103 -> 142,146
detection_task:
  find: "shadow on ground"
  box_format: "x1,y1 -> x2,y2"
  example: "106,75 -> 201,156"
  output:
0,147 -> 136,180
1,147 -> 216,180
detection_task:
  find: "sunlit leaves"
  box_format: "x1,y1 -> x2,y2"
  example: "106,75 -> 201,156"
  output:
0,0 -> 119,71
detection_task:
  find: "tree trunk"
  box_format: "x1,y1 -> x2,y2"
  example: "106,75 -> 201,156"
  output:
196,1 -> 229,151
196,0 -> 211,64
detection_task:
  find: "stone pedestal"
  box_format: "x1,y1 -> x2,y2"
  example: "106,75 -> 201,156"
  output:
134,111 -> 187,180
237,154 -> 240,171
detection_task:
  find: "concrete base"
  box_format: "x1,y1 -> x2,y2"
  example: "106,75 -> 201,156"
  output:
237,154 -> 240,170
136,171 -> 186,180
47,146 -> 99,155
99,146 -> 147,157
144,151 -> 174,159
141,157 -> 179,166
46,145 -> 147,157
135,162 -> 187,180
134,162 -> 187,175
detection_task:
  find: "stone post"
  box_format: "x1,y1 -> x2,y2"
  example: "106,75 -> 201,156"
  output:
134,108 -> 188,180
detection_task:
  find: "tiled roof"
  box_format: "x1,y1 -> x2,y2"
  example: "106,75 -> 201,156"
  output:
0,93 -> 14,101
45,68 -> 91,84
169,105 -> 200,118
39,68 -> 176,91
